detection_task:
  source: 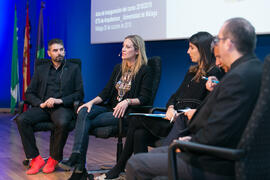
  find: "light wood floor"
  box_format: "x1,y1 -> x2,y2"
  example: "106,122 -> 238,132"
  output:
0,113 -> 118,180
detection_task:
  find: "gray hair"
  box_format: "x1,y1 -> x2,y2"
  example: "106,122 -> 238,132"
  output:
223,17 -> 256,54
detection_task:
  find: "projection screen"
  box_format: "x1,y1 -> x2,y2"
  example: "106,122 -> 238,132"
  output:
91,0 -> 270,44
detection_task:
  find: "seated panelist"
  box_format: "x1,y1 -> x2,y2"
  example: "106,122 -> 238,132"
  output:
58,35 -> 154,179
126,17 -> 262,180
16,38 -> 84,175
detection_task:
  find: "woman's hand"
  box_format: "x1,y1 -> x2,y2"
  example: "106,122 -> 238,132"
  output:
205,76 -> 219,92
77,101 -> 93,113
113,100 -> 129,118
165,107 -> 176,121
184,109 -> 197,120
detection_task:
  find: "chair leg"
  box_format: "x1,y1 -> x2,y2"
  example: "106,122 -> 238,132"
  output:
117,117 -> 124,162
117,136 -> 123,162
168,143 -> 179,180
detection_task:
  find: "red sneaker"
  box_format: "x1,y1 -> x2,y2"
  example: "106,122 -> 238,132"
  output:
42,157 -> 58,173
26,155 -> 45,175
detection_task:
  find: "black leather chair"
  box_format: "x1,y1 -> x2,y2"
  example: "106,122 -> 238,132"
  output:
168,54 -> 270,180
16,58 -> 83,166
89,56 -> 162,162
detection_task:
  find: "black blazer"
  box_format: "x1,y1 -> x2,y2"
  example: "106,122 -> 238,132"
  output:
25,60 -> 84,107
180,54 -> 262,176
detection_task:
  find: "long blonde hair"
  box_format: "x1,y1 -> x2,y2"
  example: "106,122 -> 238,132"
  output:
121,35 -> 148,77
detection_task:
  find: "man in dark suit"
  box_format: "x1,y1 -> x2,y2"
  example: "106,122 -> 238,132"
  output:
16,39 -> 84,175
125,17 -> 262,180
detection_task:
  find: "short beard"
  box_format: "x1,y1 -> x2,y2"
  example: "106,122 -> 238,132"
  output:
53,55 -> 64,62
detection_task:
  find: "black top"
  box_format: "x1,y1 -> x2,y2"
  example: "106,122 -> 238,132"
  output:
98,63 -> 153,110
44,62 -> 64,100
166,66 -> 224,110
141,66 -> 224,138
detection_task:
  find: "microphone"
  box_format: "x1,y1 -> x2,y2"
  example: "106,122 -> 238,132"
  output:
118,51 -> 122,57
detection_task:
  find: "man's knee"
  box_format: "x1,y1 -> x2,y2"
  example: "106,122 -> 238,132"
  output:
126,155 -> 140,179
149,146 -> 169,154
15,114 -> 27,127
126,154 -> 146,177
54,116 -> 71,130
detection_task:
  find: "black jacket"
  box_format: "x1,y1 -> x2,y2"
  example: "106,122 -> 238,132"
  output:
98,64 -> 153,109
26,60 -> 84,107
181,54 -> 262,176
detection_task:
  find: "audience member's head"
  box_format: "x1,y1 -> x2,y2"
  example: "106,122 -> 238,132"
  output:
47,38 -> 65,62
214,17 -> 256,70
122,35 -> 148,75
188,31 -> 215,81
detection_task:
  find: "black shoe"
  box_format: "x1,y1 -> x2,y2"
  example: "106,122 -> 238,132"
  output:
68,168 -> 94,180
59,153 -> 80,171
105,165 -> 124,179
73,161 -> 85,173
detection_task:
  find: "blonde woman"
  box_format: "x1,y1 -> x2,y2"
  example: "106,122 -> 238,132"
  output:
59,35 -> 153,179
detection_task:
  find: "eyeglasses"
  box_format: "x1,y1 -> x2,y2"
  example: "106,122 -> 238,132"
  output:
213,36 -> 228,45
211,36 -> 228,51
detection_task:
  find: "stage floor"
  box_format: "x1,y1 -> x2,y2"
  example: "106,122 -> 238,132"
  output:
0,113 -> 118,180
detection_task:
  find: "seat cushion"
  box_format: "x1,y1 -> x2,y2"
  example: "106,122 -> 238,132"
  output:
89,125 -> 128,138
33,120 -> 76,132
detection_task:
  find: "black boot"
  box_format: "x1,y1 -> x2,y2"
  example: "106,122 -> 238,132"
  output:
105,165 -> 124,179
68,168 -> 94,180
59,153 -> 80,171
73,160 -> 85,173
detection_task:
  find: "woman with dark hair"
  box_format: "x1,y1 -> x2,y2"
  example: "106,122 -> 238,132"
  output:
58,35 -> 153,179
97,31 -> 224,179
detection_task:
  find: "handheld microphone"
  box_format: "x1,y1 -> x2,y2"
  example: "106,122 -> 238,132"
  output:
118,51 -> 122,57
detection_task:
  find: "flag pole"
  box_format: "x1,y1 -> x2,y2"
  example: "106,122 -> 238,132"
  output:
22,1 -> 31,112
10,4 -> 19,114
35,1 -> 45,65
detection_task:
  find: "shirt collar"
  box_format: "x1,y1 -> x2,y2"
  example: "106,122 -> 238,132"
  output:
230,53 -> 256,71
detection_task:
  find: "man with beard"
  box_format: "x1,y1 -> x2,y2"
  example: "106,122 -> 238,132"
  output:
16,39 -> 84,175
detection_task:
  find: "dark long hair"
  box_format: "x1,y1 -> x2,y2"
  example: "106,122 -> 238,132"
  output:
189,32 -> 215,81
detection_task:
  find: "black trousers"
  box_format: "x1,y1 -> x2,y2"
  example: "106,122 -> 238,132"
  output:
111,116 -> 159,172
16,106 -> 74,161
